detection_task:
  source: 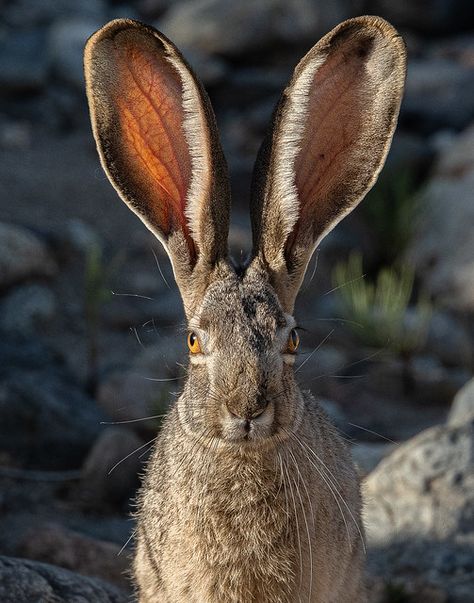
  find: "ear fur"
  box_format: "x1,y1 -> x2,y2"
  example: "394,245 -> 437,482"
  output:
250,16 -> 407,311
84,19 -> 231,312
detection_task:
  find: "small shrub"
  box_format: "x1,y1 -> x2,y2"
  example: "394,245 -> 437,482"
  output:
332,252 -> 431,356
84,243 -> 121,392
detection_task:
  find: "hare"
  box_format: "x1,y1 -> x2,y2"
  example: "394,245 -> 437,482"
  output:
84,15 -> 406,603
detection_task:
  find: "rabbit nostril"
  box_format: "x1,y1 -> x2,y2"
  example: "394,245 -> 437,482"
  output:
250,405 -> 266,419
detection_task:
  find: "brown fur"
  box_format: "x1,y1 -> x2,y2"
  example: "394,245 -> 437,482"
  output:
84,15 -> 406,602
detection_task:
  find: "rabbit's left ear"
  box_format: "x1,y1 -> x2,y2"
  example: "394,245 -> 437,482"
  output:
250,16 -> 406,311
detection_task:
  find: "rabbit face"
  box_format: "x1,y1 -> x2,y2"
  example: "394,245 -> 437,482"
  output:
177,270 -> 303,447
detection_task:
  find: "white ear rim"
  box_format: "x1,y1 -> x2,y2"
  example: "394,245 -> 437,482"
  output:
164,47 -> 211,245
269,55 -> 326,242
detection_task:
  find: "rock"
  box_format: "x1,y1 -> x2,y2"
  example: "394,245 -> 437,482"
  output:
449,378 -> 474,426
104,288 -> 181,330
0,284 -> 56,335
318,398 -> 346,431
18,522 -> 131,591
0,333 -> 105,469
424,311 -> 472,368
159,0 -> 348,57
0,30 -> 49,94
408,124 -> 474,311
49,19 -> 103,89
409,355 -> 470,405
4,0 -> 106,27
364,420 -> 473,544
80,427 -> 143,506
0,555 -> 128,603
0,120 -> 31,150
351,442 -> 395,478
403,58 -> 474,132
364,0 -> 474,34
364,420 -> 474,601
0,222 -> 57,289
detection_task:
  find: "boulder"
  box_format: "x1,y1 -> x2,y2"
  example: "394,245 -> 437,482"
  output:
0,284 -> 56,335
18,522 -> 131,591
403,58 -> 474,132
363,0 -> 474,34
0,30 -> 49,94
80,427 -> 143,506
364,420 -> 474,600
0,334 -> 105,469
408,124 -> 474,311
449,378 -> 474,426
158,0 -> 348,57
0,555 -> 128,603
0,222 -> 57,289
364,420 -> 473,543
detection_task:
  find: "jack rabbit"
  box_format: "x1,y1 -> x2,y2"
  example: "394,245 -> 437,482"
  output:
84,15 -> 406,603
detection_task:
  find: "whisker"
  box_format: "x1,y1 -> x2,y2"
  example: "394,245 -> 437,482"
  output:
295,329 -> 334,374
100,414 -> 167,425
107,436 -> 157,475
111,291 -> 155,301
322,274 -> 366,297
347,422 -> 397,444
151,247 -> 171,290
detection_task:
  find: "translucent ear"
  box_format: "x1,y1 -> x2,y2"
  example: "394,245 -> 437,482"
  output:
250,16 -> 406,311
84,19 -> 230,306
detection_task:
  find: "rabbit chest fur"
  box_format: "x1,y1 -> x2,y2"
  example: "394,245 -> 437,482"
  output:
84,14 -> 406,603
135,399 -> 365,603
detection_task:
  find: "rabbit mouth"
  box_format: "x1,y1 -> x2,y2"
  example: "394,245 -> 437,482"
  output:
220,401 -> 276,443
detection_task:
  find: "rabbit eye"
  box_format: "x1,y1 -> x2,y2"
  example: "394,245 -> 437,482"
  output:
187,331 -> 202,354
286,329 -> 300,354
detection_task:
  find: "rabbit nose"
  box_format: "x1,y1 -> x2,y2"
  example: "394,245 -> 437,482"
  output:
226,393 -> 268,421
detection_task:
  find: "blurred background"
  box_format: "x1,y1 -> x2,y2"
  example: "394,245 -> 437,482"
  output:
0,0 -> 473,601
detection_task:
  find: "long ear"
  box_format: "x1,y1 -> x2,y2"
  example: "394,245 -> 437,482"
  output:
250,16 -> 406,311
84,19 -> 231,313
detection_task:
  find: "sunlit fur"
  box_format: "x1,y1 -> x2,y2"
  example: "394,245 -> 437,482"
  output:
134,260 -> 366,602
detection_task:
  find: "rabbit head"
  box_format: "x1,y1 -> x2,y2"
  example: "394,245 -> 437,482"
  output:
84,17 -> 406,449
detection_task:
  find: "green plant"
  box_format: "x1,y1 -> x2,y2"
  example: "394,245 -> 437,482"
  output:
332,252 -> 431,356
363,169 -> 420,265
84,243 -> 121,393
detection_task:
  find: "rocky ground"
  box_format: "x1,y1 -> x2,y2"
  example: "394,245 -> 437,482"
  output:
0,0 -> 473,601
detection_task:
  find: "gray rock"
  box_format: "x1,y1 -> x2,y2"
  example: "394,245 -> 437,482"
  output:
403,59 -> 474,132
424,311 -> 472,368
364,0 -> 474,34
0,334 -> 105,469
364,420 -> 474,545
97,338 -> 185,430
318,398 -> 347,431
18,522 -> 132,591
410,355 -> 470,405
4,0 -> 106,27
80,427 -> 143,506
351,442 -> 395,478
0,30 -> 49,94
0,284 -> 56,335
408,124 -> 474,311
159,0 -> 348,57
0,222 -> 57,289
49,19 -> 103,88
449,378 -> 474,426
0,555 -> 128,603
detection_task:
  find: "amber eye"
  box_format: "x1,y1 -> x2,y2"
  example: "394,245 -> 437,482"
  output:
187,331 -> 202,354
286,329 -> 300,354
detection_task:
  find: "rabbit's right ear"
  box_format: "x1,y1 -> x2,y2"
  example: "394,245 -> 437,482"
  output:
84,19 -> 230,313
250,16 -> 406,312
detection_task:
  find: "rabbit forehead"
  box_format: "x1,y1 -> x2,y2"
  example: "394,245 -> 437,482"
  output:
192,274 -> 291,345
